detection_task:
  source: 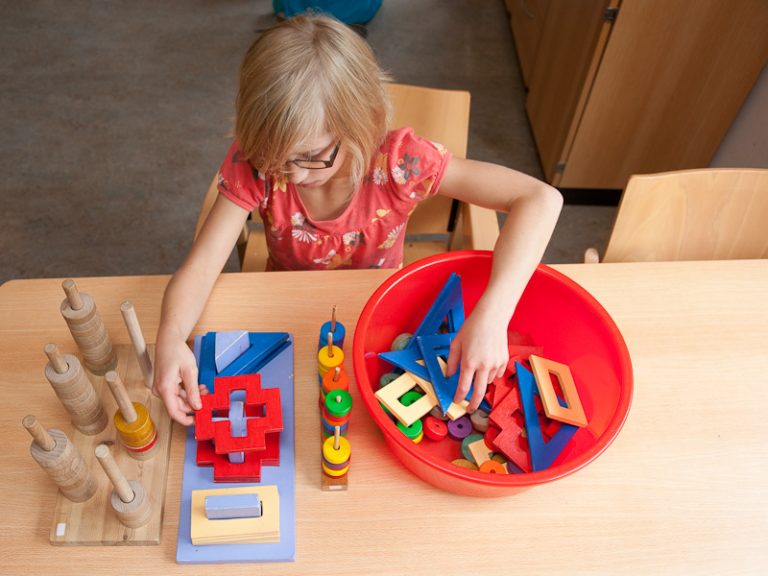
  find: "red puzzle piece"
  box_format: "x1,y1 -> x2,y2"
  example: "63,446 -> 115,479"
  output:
195,373 -> 283,455
196,433 -> 281,482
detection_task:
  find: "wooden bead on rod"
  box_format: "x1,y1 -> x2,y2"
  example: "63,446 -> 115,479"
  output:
25,416 -> 96,502
105,370 -> 138,423
43,343 -> 108,435
331,304 -> 337,333
120,301 -> 153,390
62,278 -> 84,311
327,332 -> 334,358
95,444 -> 134,503
22,414 -> 56,451
95,444 -> 152,528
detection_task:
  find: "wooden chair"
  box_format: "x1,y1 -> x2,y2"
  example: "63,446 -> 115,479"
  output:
194,83 -> 500,271
584,168 -> 768,263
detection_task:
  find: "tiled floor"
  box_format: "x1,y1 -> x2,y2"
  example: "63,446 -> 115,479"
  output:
0,0 -> 615,285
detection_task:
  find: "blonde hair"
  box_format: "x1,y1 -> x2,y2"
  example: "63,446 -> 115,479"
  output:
236,14 -> 391,184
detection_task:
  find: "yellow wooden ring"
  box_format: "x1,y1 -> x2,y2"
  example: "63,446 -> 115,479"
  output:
317,346 -> 344,375
114,404 -> 156,446
114,403 -> 152,434
322,462 -> 350,477
322,435 -> 351,465
412,431 -> 424,444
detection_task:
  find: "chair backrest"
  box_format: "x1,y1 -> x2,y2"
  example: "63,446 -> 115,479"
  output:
602,168 -> 768,263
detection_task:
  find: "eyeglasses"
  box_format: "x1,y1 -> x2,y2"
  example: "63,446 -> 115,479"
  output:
288,141 -> 341,170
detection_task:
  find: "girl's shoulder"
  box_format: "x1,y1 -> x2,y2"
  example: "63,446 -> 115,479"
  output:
216,141 -> 268,212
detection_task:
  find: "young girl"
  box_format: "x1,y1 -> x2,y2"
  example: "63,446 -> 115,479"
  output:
154,14 -> 562,426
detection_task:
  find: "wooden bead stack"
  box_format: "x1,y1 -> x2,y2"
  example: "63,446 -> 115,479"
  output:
43,343 -> 108,435
105,371 -> 159,460
317,306 -> 351,491
59,279 -> 116,375
95,444 -> 153,529
23,415 -> 96,503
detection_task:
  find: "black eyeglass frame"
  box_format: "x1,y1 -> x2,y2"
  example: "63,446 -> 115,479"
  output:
289,141 -> 341,170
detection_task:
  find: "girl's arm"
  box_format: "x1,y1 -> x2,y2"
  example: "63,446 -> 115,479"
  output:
154,195 -> 249,425
437,157 -> 563,412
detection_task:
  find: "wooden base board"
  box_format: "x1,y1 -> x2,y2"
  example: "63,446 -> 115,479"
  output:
50,344 -> 173,545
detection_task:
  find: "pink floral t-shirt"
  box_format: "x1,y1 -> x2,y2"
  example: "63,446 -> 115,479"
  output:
216,128 -> 451,271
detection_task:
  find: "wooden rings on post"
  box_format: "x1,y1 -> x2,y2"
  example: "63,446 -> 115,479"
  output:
60,279 -> 116,375
24,417 -> 96,503
114,403 -> 158,460
44,344 -> 107,435
109,480 -> 153,529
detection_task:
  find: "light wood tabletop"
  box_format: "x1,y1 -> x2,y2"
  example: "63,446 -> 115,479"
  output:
1,261 -> 766,575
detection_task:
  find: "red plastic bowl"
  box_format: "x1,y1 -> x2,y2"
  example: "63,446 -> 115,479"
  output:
353,251 -> 633,497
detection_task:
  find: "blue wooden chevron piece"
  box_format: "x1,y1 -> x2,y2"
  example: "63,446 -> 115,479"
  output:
516,362 -> 578,472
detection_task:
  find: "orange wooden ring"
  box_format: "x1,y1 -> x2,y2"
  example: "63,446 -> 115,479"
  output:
479,460 -> 507,474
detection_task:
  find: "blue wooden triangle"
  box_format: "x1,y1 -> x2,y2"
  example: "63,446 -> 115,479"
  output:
378,347 -> 431,381
417,333 -> 460,413
405,273 -> 465,351
516,362 -> 578,472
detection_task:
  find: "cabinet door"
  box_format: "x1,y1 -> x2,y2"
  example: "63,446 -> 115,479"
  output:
506,0 -> 550,87
560,0 -> 768,189
526,0 -> 616,182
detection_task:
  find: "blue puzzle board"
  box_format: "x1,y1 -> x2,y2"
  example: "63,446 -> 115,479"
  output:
176,333 -> 295,564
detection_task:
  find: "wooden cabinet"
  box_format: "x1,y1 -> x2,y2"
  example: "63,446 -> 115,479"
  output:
511,0 -> 768,189
505,0 -> 550,87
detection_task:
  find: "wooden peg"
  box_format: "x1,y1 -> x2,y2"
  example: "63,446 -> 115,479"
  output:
120,301 -> 153,390
105,370 -> 138,423
327,332 -> 334,358
333,424 -> 340,451
333,366 -> 340,382
43,343 -> 69,375
95,444 -> 152,528
331,305 -> 337,333
22,415 -> 56,451
62,279 -> 84,311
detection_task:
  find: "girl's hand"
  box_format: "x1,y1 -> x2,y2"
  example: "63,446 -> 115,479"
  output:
153,335 -> 208,426
446,305 -> 509,413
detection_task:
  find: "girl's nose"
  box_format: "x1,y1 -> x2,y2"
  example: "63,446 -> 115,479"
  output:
286,167 -> 309,185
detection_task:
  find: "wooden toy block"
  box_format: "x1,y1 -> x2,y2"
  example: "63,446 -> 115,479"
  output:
517,363 -> 579,472
417,333 -> 461,413
374,371 -> 438,427
467,437 -> 492,466
529,355 -> 587,427
120,301 -> 154,389
195,374 -> 283,455
196,429 -> 280,483
214,330 -> 251,373
492,424 -> 531,473
48,343 -> 172,545
191,486 -> 280,546
199,332 -> 291,391
205,493 -> 262,520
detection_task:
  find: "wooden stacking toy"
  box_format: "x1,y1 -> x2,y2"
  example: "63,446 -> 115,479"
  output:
95,444 -> 153,529
59,279 -> 116,374
23,415 -> 96,503
43,343 -> 107,435
105,370 -> 158,460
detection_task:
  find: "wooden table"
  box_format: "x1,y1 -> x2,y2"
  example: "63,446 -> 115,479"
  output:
1,261 -> 766,575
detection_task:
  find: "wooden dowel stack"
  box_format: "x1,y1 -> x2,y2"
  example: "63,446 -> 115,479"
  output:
23,415 -> 96,503
44,343 -> 107,435
95,444 -> 152,528
59,279 -> 116,374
